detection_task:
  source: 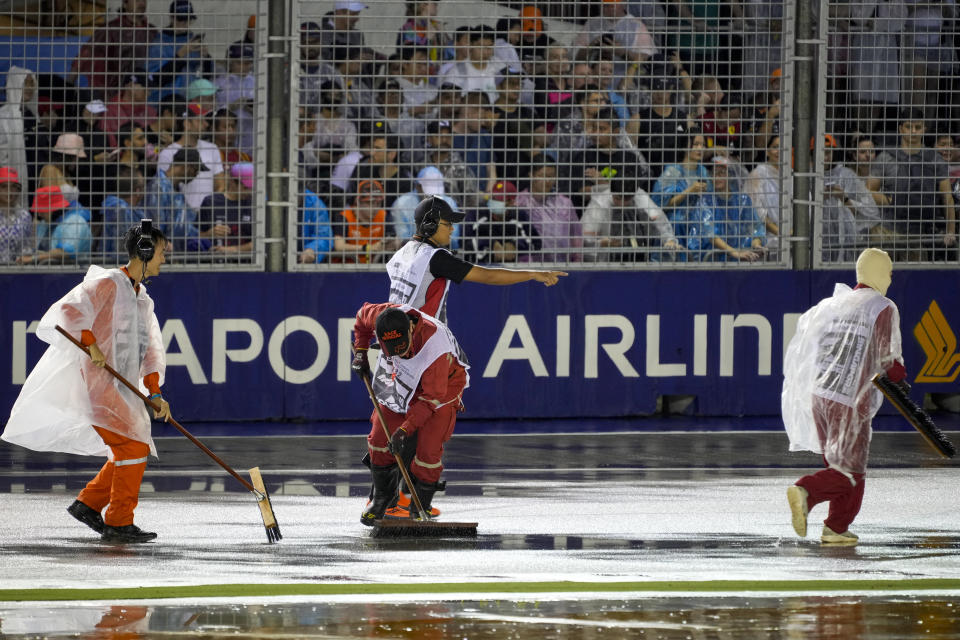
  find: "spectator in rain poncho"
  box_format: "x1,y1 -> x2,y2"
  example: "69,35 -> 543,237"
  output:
744,134 -> 784,260
101,165 -> 147,263
782,248 -> 906,546
651,130 -> 711,261
390,166 -> 460,250
0,67 -> 36,206
689,156 -> 766,262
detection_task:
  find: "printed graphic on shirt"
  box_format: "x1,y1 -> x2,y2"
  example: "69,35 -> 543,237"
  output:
914,300 -> 960,383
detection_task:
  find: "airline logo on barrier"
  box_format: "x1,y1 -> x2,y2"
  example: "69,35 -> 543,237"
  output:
914,300 -> 960,383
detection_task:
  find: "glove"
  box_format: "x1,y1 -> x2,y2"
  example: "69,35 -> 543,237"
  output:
388,427 -> 407,455
351,348 -> 371,379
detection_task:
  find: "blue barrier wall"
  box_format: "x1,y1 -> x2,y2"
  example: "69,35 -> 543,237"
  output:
2,270 -> 959,424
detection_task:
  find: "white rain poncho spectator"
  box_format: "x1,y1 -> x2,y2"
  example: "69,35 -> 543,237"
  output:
0,67 -> 36,205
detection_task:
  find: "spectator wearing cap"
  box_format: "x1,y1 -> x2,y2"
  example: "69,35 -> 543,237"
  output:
18,184 -> 93,264
143,146 -> 206,250
320,1 -> 370,64
39,134 -> 85,208
440,26 -> 504,104
572,0 -> 657,74
517,5 -> 550,62
186,78 -> 219,116
146,0 -> 215,103
78,100 -> 111,161
71,0 -> 156,96
100,163 -> 147,262
652,129 -> 711,256
424,119 -> 481,212
635,74 -> 689,171
101,72 -> 158,148
514,161 -> 582,262
689,156 -> 765,262
332,178 -> 398,263
397,1 -> 447,67
0,67 -> 37,204
298,186 -> 333,264
197,163 -> 255,257
468,180 -> 540,263
216,43 -> 256,110
391,165 -> 460,247
215,44 -> 256,156
0,167 -> 32,263
582,171 -> 678,263
299,21 -> 326,76
157,102 -> 224,211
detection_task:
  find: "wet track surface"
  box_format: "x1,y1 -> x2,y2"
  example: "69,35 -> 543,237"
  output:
1,430 -> 959,638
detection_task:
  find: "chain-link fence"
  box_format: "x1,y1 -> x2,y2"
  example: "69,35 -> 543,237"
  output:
0,0 -> 266,271
814,0 -> 960,266
0,1 -> 957,272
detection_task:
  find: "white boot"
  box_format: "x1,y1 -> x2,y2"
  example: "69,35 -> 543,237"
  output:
821,525 -> 859,546
787,485 -> 809,537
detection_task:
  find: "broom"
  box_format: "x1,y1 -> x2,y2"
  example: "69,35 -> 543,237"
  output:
360,369 -> 477,538
55,325 -> 282,543
872,373 -> 956,458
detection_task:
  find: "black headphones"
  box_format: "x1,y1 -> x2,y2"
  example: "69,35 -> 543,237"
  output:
136,219 -> 155,263
417,196 -> 441,238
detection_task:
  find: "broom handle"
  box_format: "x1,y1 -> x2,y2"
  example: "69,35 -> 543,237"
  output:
360,370 -> 429,519
55,324 -> 260,495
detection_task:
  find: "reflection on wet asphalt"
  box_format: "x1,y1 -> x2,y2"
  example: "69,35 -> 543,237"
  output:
2,432 -> 959,638
2,596 -> 960,639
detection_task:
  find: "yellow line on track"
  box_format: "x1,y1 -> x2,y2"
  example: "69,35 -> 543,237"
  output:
4,579 -> 960,602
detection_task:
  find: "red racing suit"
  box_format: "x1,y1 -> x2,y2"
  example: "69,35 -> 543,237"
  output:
353,302 -> 468,483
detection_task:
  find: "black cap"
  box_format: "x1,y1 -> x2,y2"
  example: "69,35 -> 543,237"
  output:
376,307 -> 412,357
228,43 -> 254,59
426,119 -> 451,136
414,196 -> 465,228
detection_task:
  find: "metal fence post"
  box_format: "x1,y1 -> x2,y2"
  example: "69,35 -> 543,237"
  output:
792,0 -> 816,270
266,0 -> 289,272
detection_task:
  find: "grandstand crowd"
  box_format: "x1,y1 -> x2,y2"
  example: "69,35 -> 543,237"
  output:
0,0 -> 958,267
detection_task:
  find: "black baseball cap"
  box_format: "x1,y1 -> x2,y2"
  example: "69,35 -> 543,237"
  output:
414,196 -> 465,229
376,307 -> 413,356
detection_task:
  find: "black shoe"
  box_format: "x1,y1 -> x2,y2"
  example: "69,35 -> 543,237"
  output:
67,500 -> 105,534
101,524 -> 157,543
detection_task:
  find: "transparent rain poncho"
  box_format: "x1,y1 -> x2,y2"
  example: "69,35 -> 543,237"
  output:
782,284 -> 902,472
2,266 -> 165,458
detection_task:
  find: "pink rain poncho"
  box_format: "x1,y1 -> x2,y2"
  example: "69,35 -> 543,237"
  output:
782,284 -> 902,475
3,266 -> 165,458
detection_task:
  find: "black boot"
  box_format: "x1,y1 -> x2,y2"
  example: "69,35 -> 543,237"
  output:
67,500 -> 105,534
361,463 -> 399,526
408,477 -> 444,519
101,523 -> 157,543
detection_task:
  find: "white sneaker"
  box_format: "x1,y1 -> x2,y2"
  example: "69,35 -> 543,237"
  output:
787,485 -> 809,537
821,525 -> 859,546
